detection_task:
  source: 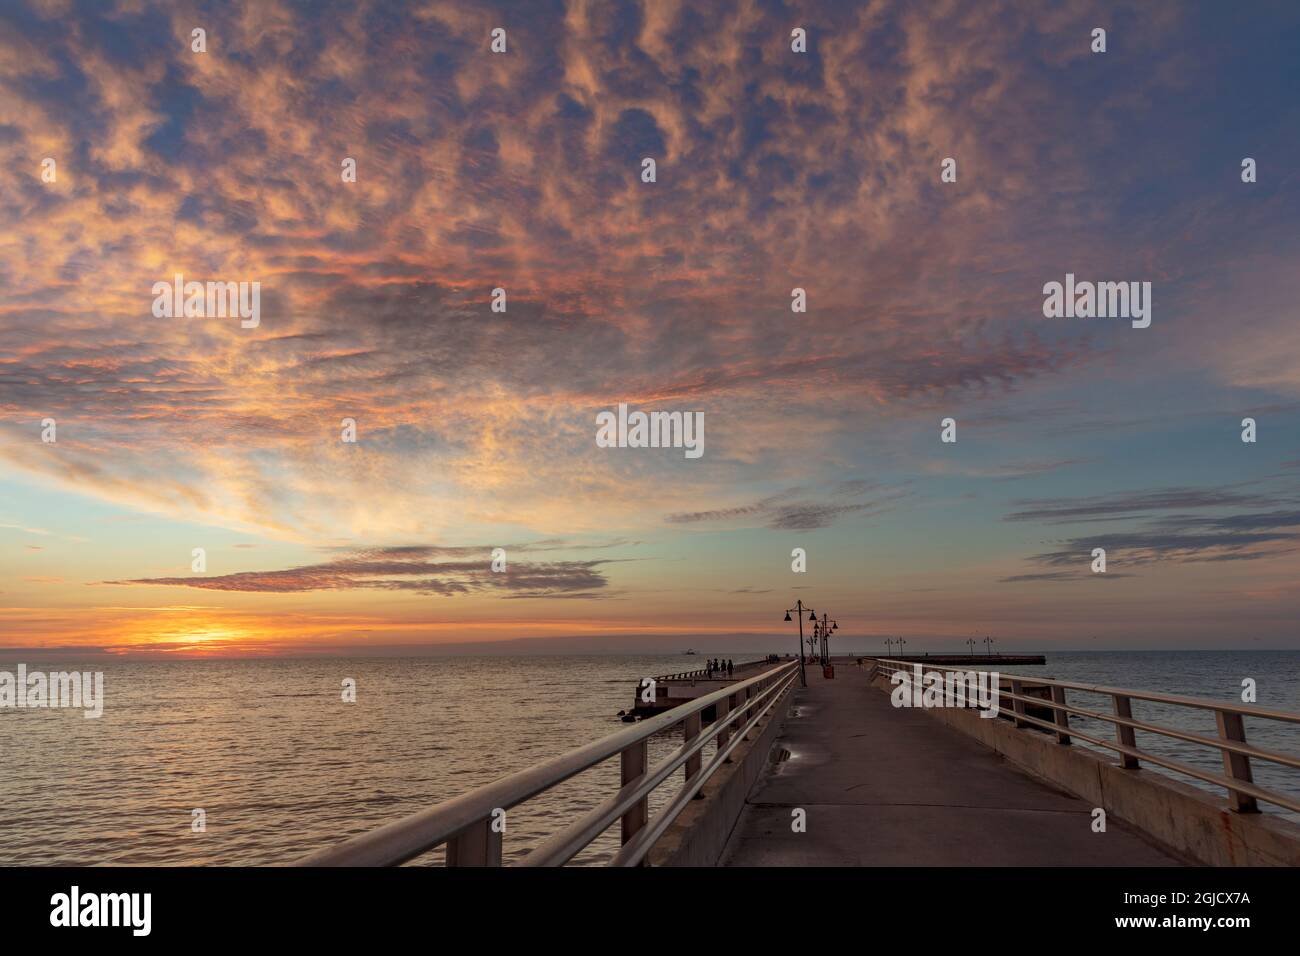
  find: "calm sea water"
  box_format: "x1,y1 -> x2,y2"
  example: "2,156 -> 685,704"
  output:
1,651 -> 1297,865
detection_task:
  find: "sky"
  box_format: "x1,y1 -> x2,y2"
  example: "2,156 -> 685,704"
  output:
1,0 -> 1299,657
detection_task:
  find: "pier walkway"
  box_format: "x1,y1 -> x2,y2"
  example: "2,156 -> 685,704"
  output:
719,663 -> 1185,866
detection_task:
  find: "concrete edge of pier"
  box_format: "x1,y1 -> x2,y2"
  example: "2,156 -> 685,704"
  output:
646,681 -> 794,866
864,670 -> 1300,867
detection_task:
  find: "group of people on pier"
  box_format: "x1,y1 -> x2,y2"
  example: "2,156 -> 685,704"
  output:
707,658 -> 734,677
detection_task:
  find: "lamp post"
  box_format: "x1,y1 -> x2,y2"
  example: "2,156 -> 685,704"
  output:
818,613 -> 837,667
784,600 -> 816,687
966,637 -> 976,656
984,636 -> 995,658
885,637 -> 894,658
897,636 -> 907,659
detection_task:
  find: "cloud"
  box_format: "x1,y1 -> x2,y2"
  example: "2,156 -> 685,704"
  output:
1024,530 -> 1300,569
105,543 -> 615,598
999,571 -> 1136,583
0,0 -> 1171,542
665,483 -> 905,530
1001,486 -> 1300,579
1005,488 -> 1287,524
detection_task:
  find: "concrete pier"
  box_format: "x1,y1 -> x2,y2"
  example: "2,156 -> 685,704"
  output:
299,653 -> 1300,868
719,662 -> 1185,866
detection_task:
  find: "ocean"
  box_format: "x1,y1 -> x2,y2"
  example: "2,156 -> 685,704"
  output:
1,651 -> 1297,865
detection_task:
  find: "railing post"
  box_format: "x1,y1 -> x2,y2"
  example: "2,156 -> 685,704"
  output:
1009,678 -> 1027,728
716,693 -> 732,761
1050,685 -> 1071,745
684,711 -> 702,784
739,684 -> 753,739
1215,711 -> 1259,813
1112,694 -> 1139,768
620,741 -> 649,844
445,816 -> 502,867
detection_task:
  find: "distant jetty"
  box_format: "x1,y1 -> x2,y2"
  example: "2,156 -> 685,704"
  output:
630,657 -> 776,717
876,653 -> 1046,666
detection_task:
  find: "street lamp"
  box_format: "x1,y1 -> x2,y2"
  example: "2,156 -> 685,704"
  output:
897,636 -> 907,658
805,624 -> 820,662
983,636 -> 995,658
784,600 -> 816,687
966,637 -> 976,656
818,613 -> 837,666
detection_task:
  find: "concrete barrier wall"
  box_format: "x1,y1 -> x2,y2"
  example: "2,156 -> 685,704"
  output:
647,687 -> 793,867
868,673 -> 1300,866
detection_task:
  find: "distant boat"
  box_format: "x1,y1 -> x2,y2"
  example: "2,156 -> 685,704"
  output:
684,648 -> 697,655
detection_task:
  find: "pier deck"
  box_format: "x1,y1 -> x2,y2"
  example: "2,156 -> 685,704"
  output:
719,662 -> 1186,866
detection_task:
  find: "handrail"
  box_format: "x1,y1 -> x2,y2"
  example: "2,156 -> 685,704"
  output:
294,660 -> 800,866
870,658 -> 1300,815
611,676 -> 792,866
521,667 -> 795,866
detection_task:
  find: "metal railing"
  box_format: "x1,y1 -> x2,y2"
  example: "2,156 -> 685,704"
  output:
294,660 -> 800,867
870,658 -> 1300,815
